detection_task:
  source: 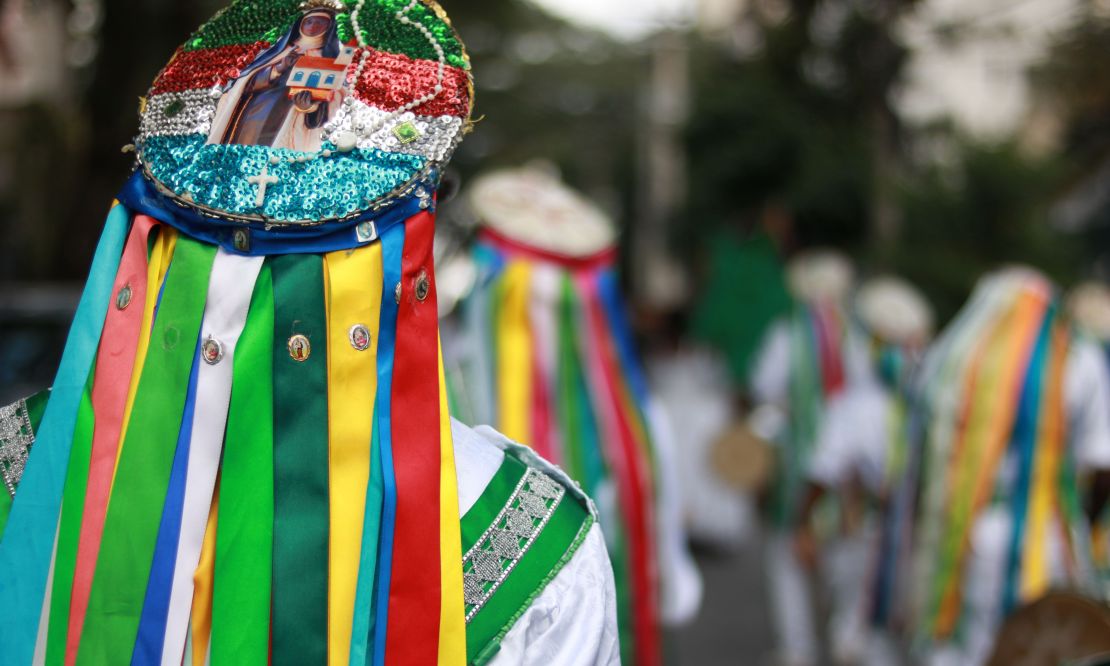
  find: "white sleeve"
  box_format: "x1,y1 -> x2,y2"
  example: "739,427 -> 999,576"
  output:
1066,340 -> 1110,471
488,524 -> 621,666
750,321 -> 792,405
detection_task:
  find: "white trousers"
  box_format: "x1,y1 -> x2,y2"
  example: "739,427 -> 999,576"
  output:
825,528 -> 874,664
766,531 -> 819,666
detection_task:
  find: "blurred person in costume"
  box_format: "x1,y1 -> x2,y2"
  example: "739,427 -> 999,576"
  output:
445,164 -> 703,666
1067,281 -> 1110,596
903,267 -> 1110,666
647,346 -> 756,550
0,2 -> 621,665
793,276 -> 934,666
679,211 -> 793,551
749,248 -> 867,666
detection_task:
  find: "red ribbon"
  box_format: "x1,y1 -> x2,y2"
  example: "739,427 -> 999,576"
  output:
384,210 -> 443,662
66,215 -> 156,664
479,227 -> 618,272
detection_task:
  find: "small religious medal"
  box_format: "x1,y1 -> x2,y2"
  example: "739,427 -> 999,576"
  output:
247,164 -> 280,208
116,284 -> 133,310
232,229 -> 250,253
349,324 -> 371,351
288,334 -> 312,362
415,269 -> 431,302
356,220 -> 377,244
201,336 -> 224,365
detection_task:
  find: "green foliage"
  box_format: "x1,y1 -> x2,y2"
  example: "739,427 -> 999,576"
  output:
894,139 -> 1076,321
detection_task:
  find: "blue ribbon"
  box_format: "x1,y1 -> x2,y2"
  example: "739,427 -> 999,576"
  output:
1002,305 -> 1055,612
0,205 -> 130,665
131,340 -> 202,665
369,222 -> 405,666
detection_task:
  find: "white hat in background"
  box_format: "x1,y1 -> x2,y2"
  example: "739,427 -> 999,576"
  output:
468,162 -> 616,258
786,248 -> 855,305
1068,281 -> 1110,342
855,275 -> 934,346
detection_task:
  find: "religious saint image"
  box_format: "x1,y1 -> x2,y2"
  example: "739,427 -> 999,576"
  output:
207,6 -> 355,152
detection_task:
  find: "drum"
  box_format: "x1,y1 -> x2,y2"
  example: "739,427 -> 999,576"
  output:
709,421 -> 774,495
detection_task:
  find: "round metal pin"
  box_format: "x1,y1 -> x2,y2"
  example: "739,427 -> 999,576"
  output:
287,334 -> 311,362
349,324 -> 371,351
116,284 -> 133,311
415,269 -> 430,302
201,336 -> 224,365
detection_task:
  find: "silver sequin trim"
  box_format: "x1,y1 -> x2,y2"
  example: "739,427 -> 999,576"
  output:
138,90 -> 218,141
462,468 -> 565,622
324,104 -> 462,162
0,399 -> 35,498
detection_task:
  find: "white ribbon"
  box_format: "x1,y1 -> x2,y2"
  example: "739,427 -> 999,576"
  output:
160,251 -> 264,665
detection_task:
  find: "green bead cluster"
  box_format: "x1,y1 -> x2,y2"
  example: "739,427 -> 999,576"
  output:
182,0 -> 467,71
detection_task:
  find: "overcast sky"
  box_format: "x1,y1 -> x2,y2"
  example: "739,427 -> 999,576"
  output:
525,0 -> 696,40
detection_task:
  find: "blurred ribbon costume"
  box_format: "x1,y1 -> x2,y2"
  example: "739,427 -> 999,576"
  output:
906,268 -> 1110,664
446,165 -> 702,666
0,2 -> 619,665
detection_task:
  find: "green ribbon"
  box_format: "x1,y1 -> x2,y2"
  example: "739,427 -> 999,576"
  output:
211,264 -> 274,665
44,376 -> 95,666
270,254 -> 330,666
77,236 -> 216,665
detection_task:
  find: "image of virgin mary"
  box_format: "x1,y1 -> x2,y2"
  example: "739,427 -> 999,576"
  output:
207,7 -> 347,152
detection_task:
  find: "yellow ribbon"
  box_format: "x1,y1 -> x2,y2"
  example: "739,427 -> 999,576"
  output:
189,477 -> 220,666
437,336 -> 466,665
1021,324 -> 1068,599
496,260 -> 533,444
323,244 -> 384,666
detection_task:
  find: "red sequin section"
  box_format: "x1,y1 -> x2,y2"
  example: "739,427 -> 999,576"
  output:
147,41 -> 469,118
150,42 -> 271,95
350,47 -> 470,118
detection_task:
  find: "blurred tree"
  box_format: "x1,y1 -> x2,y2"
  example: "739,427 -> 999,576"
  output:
1029,4 -> 1110,278
895,135 -> 1074,321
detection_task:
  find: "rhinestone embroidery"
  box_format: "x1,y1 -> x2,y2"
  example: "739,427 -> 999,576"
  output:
0,399 -> 35,497
461,468 -> 565,622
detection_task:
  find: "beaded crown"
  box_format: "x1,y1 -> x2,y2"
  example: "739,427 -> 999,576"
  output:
135,0 -> 472,225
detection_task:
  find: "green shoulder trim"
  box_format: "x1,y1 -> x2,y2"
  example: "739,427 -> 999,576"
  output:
0,388 -> 50,534
461,450 -> 594,666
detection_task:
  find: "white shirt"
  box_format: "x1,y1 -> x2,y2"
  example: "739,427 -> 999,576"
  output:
1065,338 -> 1110,471
452,420 -> 622,666
808,381 -> 894,494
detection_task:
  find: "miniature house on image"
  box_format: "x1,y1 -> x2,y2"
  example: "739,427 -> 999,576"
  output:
287,47 -> 355,101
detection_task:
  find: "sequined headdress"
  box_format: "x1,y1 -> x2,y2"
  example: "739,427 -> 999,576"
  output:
0,2 -> 473,664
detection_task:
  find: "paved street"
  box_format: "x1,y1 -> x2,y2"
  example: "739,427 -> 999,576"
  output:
671,540 -> 776,665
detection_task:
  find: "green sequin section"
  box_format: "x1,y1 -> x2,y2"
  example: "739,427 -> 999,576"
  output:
185,1 -> 299,51
184,0 -> 467,70
142,134 -> 426,222
338,1 -> 467,69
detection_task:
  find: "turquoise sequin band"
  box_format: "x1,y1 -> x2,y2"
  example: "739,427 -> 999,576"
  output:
141,134 -> 426,223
